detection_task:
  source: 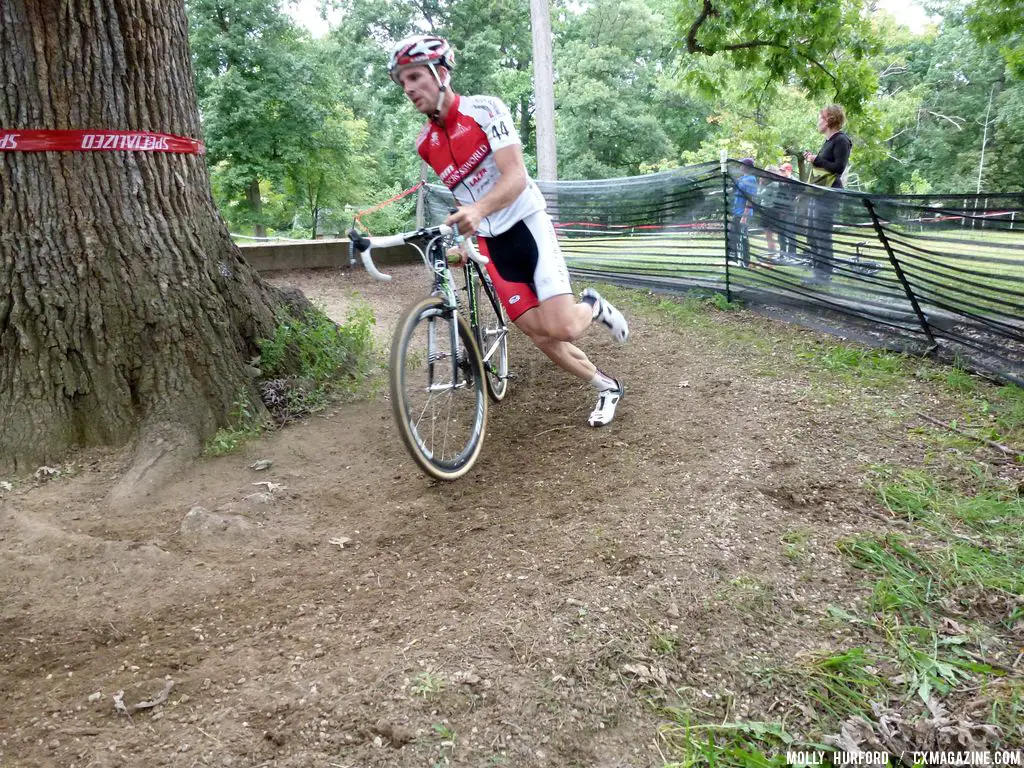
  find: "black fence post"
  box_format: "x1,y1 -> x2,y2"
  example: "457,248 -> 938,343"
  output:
722,165 -> 732,302
862,198 -> 937,347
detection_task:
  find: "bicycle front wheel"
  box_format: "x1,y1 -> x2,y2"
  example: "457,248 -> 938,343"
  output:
389,297 -> 488,481
474,275 -> 510,402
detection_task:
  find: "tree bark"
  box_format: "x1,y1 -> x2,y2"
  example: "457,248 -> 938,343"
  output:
0,1 -> 295,491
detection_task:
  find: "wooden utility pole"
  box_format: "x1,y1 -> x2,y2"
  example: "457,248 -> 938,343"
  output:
529,0 -> 557,181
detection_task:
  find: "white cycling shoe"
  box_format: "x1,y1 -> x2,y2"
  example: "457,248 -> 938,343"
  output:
582,288 -> 629,343
588,381 -> 625,427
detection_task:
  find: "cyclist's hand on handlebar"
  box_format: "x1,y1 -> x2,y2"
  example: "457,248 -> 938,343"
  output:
446,245 -> 469,267
445,204 -> 483,237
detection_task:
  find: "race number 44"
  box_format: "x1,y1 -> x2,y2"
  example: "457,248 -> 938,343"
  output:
490,121 -> 510,141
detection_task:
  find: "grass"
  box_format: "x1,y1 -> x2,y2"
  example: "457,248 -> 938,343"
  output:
258,301 -> 376,396
838,469 -> 1022,714
657,718 -> 810,768
560,224 -> 1024,318
780,529 -> 814,561
797,343 -> 910,388
607,289 -> 1024,765
660,466 -> 1022,765
790,648 -> 888,722
203,390 -> 265,456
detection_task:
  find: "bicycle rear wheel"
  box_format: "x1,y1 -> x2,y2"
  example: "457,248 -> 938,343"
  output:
473,275 -> 510,402
390,296 -> 488,481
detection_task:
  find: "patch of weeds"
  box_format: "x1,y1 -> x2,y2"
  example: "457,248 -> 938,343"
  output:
798,648 -> 889,721
797,343 -> 908,387
650,630 -> 678,655
204,390 -> 265,456
866,470 -> 1024,624
653,295 -> 709,324
984,678 -> 1024,734
874,466 -> 1024,538
596,283 -> 714,327
989,383 -> 1024,442
943,363 -> 977,395
431,722 -> 457,742
837,534 -> 935,619
780,529 -> 813,561
708,292 -> 741,311
718,575 -> 774,615
658,714 -> 811,767
256,302 -> 376,422
410,670 -> 445,697
828,468 -> 1023,737
878,621 -> 1000,703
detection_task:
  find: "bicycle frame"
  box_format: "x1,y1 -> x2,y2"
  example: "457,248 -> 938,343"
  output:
467,262 -> 508,376
416,234 -> 508,383
348,223 -> 508,388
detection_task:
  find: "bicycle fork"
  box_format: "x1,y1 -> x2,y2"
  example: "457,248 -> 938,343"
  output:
425,269 -> 468,393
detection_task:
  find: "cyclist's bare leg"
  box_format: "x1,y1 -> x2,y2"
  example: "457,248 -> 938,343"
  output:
514,299 -> 625,426
514,305 -> 595,381
518,294 -> 593,343
536,340 -> 596,381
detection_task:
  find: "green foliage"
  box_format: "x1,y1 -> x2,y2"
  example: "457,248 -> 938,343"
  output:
257,302 -> 376,421
188,0 -> 1022,240
658,717 -> 801,768
797,342 -> 908,387
554,0 -> 678,178
966,0 -> 1024,77
780,648 -> 887,722
992,384 -> 1024,433
349,181 -> 417,235
709,293 -> 740,311
410,670 -> 445,697
259,303 -> 375,383
204,390 -> 265,456
188,1 -> 374,236
676,0 -> 881,113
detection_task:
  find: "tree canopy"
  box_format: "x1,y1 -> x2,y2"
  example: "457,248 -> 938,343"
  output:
186,0 -> 1024,239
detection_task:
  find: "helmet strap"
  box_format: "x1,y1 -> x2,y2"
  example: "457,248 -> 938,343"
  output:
428,63 -> 450,120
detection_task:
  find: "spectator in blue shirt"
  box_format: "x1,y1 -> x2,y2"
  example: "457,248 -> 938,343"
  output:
729,158 -> 759,267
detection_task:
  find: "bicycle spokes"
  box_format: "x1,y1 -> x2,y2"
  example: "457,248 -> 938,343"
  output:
390,299 -> 487,480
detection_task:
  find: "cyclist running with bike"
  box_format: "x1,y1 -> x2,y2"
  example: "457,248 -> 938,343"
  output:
387,35 -> 630,427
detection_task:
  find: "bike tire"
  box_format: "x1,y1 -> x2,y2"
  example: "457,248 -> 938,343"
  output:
850,262 -> 882,277
473,275 -> 510,402
389,296 -> 488,481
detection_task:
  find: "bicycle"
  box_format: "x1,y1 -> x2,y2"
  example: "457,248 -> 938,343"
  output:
348,224 -> 510,481
765,241 -> 881,277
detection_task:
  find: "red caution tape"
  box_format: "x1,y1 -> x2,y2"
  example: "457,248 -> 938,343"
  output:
0,129 -> 205,155
354,182 -> 424,233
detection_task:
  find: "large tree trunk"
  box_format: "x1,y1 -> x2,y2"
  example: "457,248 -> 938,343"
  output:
0,1 -> 294,496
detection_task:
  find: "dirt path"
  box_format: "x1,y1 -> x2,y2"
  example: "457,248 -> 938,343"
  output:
0,266 -> 1016,767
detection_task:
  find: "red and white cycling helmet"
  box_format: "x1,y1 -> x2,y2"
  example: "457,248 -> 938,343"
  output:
387,35 -> 456,85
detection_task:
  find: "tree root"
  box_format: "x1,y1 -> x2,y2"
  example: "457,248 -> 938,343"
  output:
107,422 -> 200,508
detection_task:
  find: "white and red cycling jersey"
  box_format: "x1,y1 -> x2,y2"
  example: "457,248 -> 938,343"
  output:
416,94 -> 546,238
416,94 -> 571,321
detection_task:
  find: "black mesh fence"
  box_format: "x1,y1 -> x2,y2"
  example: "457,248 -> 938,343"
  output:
424,160 -> 1024,384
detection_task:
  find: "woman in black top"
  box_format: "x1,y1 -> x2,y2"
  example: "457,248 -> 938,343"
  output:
803,105 -> 852,282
